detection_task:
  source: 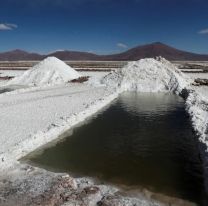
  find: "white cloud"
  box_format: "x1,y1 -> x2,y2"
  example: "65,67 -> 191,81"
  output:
117,42 -> 128,49
198,28 -> 208,34
0,23 -> 18,31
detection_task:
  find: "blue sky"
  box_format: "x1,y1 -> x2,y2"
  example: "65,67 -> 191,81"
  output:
0,0 -> 208,54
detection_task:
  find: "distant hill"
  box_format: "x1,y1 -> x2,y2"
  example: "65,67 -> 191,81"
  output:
1,43 -> 208,61
100,42 -> 208,61
0,49 -> 44,61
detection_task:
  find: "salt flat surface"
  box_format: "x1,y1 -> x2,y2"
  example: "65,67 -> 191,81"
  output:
186,73 -> 208,80
0,70 -> 24,77
0,70 -> 109,79
0,83 -> 115,167
80,71 -> 109,78
193,86 -> 208,99
81,71 -> 109,86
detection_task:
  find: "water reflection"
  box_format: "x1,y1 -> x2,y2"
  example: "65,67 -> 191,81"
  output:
119,92 -> 184,115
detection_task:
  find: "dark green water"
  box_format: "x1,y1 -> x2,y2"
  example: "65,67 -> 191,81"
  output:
23,92 -> 207,205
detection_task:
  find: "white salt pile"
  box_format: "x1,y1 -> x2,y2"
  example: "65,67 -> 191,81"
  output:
8,57 -> 81,86
102,57 -> 189,94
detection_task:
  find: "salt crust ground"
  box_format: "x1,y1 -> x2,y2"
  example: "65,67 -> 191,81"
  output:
0,58 -> 207,206
186,73 -> 208,81
0,84 -> 116,170
182,72 -> 208,147
1,165 -> 195,206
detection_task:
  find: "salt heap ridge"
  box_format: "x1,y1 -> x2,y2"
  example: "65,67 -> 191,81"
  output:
102,57 -> 189,94
9,57 -> 81,86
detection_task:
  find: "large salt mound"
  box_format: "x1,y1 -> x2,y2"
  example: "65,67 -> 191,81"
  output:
8,57 -> 81,86
102,57 -> 189,93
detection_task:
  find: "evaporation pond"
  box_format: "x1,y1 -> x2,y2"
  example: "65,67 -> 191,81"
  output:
23,92 -> 207,204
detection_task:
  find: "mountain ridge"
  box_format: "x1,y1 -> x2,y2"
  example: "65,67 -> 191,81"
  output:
0,42 -> 208,61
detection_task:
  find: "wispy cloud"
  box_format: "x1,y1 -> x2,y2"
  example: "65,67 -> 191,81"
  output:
198,28 -> 208,34
117,42 -> 128,49
0,23 -> 17,31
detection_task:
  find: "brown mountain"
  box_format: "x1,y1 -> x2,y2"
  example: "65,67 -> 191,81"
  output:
100,42 -> 208,61
0,49 -> 44,61
0,43 -> 208,61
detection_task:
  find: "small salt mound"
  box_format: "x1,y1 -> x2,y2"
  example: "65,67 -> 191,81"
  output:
102,57 -> 189,94
8,57 -> 81,86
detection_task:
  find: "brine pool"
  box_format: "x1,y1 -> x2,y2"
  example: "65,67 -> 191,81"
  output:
22,92 -> 208,205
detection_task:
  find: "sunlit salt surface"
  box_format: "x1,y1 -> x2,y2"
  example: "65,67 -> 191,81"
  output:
23,92 -> 208,205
